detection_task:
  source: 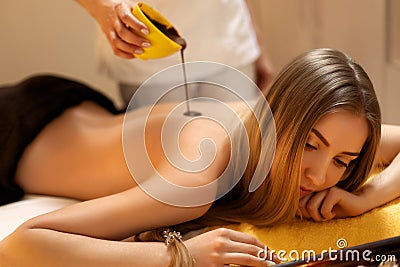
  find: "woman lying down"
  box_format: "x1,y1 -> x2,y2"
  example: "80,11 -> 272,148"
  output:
0,48 -> 399,267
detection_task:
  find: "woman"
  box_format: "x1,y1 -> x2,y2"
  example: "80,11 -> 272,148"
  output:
1,48 -> 399,266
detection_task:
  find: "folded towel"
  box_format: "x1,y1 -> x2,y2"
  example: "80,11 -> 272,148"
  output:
208,198 -> 400,258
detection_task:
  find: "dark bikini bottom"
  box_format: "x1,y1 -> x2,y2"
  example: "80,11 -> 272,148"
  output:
0,75 -> 120,205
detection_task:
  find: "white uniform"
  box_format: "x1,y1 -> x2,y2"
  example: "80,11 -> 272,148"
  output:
95,0 -> 260,106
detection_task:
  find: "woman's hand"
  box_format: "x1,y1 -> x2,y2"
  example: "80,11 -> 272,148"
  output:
76,0 -> 150,58
184,228 -> 279,266
298,186 -> 373,222
300,149 -> 400,223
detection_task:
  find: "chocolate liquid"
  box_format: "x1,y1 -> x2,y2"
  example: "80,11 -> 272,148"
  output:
143,12 -> 201,116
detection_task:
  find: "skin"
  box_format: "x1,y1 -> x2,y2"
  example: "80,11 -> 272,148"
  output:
74,0 -> 275,90
300,111 -> 369,196
6,101 -> 276,266
298,110 -> 369,220
1,101 -> 399,266
299,115 -> 400,222
75,0 -> 150,58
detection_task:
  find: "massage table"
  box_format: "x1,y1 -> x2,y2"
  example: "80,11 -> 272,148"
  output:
1,195 -> 399,266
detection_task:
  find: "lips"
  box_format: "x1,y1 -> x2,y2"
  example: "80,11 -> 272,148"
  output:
300,186 -> 312,197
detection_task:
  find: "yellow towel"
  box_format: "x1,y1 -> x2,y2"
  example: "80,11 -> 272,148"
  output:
208,198 -> 400,258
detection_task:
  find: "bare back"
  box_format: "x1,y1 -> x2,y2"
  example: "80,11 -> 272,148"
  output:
15,101 -> 233,201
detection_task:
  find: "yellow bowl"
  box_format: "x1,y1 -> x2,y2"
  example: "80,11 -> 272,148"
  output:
132,2 -> 184,60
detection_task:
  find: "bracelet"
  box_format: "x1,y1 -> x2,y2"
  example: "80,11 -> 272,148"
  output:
162,229 -> 182,246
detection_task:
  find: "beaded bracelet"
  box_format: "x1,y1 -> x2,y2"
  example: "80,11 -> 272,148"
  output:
162,229 -> 182,246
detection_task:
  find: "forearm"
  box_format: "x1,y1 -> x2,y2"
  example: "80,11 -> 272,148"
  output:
359,124 -> 400,211
74,0 -> 131,19
377,124 -> 400,166
361,152 -> 400,210
74,0 -> 104,17
1,226 -> 170,267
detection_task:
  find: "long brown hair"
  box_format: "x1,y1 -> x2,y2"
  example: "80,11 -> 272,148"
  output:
136,48 -> 382,265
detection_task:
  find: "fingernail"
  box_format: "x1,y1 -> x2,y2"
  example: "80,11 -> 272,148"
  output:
141,42 -> 151,48
141,28 -> 149,35
134,49 -> 143,55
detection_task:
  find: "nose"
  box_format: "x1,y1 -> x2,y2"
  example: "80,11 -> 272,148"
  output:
304,161 -> 328,187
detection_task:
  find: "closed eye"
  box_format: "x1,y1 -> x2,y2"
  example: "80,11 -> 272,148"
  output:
334,158 -> 349,168
305,143 -> 317,150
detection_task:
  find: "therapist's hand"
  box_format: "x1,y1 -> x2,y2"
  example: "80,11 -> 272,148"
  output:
76,0 -> 150,58
254,53 -> 275,91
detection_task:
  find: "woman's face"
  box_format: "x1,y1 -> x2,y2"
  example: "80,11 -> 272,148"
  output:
299,110 -> 369,198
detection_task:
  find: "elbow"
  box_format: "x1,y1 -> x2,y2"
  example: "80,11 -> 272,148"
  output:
0,241 -> 8,267
0,227 -> 25,266
0,221 -> 39,267
0,241 -> 15,267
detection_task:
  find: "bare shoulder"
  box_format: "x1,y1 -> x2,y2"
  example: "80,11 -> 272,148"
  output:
376,124 -> 400,166
138,102 -> 231,186
156,116 -> 231,186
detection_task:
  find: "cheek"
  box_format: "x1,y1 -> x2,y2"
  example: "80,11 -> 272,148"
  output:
301,150 -> 347,189
326,165 -> 346,187
324,170 -> 342,188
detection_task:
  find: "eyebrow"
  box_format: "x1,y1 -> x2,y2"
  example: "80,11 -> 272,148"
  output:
311,128 -> 360,156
